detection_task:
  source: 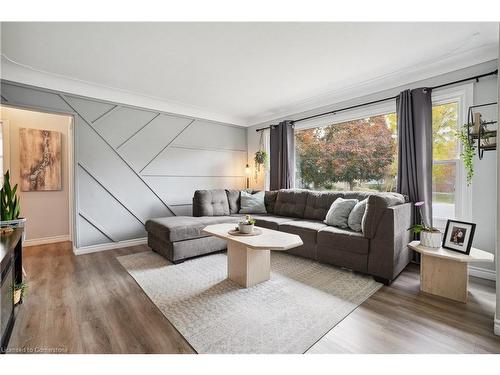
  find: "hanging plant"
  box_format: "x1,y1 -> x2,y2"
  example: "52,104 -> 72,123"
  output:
456,124 -> 476,186
254,150 -> 268,167
254,131 -> 268,181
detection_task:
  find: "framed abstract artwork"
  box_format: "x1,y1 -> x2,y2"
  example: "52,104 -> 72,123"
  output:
19,128 -> 62,191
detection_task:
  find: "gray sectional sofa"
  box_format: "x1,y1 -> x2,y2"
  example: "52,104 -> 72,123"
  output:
145,189 -> 413,283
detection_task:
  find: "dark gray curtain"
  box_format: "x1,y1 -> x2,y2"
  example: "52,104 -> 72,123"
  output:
270,120 -> 295,190
396,88 -> 433,228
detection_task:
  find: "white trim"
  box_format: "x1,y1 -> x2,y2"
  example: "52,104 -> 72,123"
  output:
1,55 -> 246,127
73,237 -> 147,255
469,265 -> 496,281
495,315 -> 500,336
23,235 -> 71,247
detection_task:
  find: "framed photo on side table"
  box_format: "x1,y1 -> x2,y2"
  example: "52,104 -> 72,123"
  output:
442,220 -> 476,255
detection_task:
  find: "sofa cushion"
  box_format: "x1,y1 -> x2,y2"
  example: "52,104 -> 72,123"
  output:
348,199 -> 367,232
264,190 -> 278,214
317,226 -> 369,255
279,220 -> 327,242
145,216 -> 239,243
274,189 -> 309,218
239,191 -> 267,214
361,193 -> 406,238
252,215 -> 298,230
225,189 -> 241,214
279,220 -> 326,259
324,198 -> 358,229
303,191 -> 343,221
192,189 -> 230,216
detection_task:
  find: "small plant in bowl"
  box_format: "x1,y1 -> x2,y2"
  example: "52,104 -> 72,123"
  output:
238,215 -> 256,234
409,201 -> 441,248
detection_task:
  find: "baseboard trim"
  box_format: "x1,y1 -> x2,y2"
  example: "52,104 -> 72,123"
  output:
23,235 -> 71,247
74,237 -> 148,255
494,315 -> 500,336
468,265 -> 496,281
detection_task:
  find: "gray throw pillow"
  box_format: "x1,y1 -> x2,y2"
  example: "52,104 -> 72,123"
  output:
239,191 -> 267,214
348,199 -> 367,232
324,198 -> 358,229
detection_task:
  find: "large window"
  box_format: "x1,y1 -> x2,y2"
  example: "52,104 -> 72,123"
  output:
295,112 -> 398,192
432,102 -> 459,229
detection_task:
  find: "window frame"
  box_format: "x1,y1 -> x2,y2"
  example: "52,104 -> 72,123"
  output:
431,83 -> 473,228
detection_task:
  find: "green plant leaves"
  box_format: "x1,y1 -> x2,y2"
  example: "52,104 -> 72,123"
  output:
1,169 -> 21,221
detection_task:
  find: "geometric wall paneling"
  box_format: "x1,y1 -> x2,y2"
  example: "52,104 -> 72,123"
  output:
1,82 -> 71,113
1,81 -> 247,250
91,106 -> 159,148
172,119 -> 247,151
143,175 -> 246,205
76,120 -> 171,222
77,215 -> 113,247
118,114 -> 193,172
78,165 -> 147,241
142,147 -> 247,177
65,96 -> 116,123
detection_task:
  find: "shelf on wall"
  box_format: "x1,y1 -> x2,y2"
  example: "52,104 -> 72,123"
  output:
466,102 -> 498,160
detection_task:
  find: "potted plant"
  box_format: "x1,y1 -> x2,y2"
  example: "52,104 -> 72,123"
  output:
238,215 -> 256,234
13,281 -> 28,305
409,201 -> 441,248
1,170 -> 27,238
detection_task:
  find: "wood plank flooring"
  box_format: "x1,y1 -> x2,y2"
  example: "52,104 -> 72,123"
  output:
7,242 -> 500,354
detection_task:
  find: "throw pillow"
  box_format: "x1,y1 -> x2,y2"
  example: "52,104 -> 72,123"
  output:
239,191 -> 267,214
324,198 -> 358,229
348,199 -> 367,232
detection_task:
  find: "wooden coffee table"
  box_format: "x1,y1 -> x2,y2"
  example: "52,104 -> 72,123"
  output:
202,223 -> 303,288
408,240 -> 494,303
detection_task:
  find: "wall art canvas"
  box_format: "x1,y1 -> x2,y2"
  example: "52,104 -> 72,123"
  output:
19,127 -> 62,191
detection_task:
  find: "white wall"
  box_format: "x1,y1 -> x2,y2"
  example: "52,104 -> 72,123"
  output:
248,60 -> 498,275
0,105 -> 71,242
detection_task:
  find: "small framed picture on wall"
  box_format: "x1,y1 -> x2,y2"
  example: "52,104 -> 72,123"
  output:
442,220 -> 476,255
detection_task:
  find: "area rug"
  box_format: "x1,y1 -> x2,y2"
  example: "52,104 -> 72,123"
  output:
117,251 -> 382,354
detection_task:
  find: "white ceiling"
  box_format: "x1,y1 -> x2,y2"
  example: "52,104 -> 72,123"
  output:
1,22 -> 498,126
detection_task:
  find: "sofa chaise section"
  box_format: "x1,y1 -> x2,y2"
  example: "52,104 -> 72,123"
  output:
145,215 -> 239,263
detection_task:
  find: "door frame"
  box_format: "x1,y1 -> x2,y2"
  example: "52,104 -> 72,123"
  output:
0,103 -> 76,245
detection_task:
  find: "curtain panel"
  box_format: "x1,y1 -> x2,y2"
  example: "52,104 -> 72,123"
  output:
396,88 -> 433,228
270,120 -> 295,190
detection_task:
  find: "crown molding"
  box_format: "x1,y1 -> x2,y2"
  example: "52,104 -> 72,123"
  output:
245,43 -> 499,126
0,55 -> 247,126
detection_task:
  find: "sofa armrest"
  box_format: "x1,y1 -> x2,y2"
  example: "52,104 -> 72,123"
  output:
367,203 -> 412,281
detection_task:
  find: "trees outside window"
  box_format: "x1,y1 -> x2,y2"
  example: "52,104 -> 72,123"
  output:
295,113 -> 397,192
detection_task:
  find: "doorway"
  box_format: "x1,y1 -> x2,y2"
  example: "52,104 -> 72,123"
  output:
0,105 -> 74,246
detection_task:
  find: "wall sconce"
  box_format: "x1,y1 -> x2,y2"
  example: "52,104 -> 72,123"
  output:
245,164 -> 250,189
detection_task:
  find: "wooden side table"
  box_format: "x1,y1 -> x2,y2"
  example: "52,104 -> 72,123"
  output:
408,241 -> 494,303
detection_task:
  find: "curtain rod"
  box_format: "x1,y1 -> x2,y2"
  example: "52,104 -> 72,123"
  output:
255,69 -> 498,132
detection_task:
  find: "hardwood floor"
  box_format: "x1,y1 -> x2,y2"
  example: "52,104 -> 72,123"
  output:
7,242 -> 500,354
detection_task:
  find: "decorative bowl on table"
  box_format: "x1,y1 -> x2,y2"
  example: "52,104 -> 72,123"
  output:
238,214 -> 256,234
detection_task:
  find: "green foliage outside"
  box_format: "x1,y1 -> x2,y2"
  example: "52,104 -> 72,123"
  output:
295,102 -> 460,195
295,113 -> 397,191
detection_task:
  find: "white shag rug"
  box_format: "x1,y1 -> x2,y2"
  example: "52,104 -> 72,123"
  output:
118,251 -> 382,354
